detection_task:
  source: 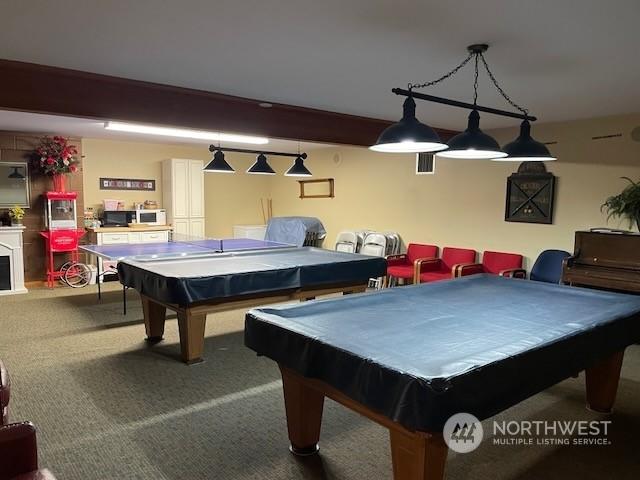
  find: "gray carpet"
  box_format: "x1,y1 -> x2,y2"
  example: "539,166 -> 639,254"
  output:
1,284 -> 639,479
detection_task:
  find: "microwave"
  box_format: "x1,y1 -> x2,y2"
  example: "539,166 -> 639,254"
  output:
102,210 -> 135,227
135,209 -> 167,226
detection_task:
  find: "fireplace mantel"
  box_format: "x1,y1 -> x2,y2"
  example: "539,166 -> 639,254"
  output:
0,226 -> 27,295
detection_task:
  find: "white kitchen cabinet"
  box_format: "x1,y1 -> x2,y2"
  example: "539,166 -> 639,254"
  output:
163,159 -> 205,238
189,218 -> 205,238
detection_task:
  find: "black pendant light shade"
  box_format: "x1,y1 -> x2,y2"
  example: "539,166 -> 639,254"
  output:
438,110 -> 507,159
495,120 -> 556,161
203,149 -> 235,173
370,96 -> 448,153
247,154 -> 276,175
8,167 -> 25,179
285,156 -> 312,177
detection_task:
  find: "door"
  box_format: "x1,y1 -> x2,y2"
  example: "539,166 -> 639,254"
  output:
188,160 -> 204,218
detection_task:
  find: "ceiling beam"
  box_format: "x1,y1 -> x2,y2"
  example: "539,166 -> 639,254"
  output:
0,59 -> 456,146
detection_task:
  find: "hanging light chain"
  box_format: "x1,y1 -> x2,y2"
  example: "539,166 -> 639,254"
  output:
479,53 -> 529,116
472,53 -> 479,106
408,52 -> 473,91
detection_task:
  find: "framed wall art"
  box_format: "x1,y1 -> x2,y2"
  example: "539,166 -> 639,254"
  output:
505,162 -> 555,224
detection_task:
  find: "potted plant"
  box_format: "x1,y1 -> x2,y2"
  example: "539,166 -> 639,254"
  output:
8,206 -> 25,226
33,136 -> 80,192
601,177 -> 640,230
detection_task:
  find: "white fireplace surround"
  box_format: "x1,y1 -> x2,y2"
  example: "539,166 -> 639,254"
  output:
0,226 -> 27,296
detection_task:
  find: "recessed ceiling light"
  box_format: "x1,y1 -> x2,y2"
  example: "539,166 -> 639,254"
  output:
258,102 -> 273,108
104,121 -> 268,145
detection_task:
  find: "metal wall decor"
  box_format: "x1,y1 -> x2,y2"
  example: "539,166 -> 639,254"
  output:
100,178 -> 156,191
505,162 -> 555,224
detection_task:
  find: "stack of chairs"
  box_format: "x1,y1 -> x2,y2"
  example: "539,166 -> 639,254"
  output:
335,230 -> 402,288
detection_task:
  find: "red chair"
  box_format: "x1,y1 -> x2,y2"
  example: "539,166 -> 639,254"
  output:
456,251 -> 525,278
0,360 -> 58,480
414,247 -> 476,283
0,360 -> 9,426
386,244 -> 438,286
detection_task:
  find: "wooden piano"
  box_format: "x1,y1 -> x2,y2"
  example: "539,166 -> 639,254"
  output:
563,231 -> 640,293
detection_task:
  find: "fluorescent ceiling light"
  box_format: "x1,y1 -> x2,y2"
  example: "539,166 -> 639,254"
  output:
104,122 -> 268,145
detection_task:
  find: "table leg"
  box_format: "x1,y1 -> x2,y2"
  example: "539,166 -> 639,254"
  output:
96,257 -> 101,300
177,312 -> 207,364
123,286 -> 127,315
141,296 -> 166,342
390,430 -> 448,480
279,365 -> 324,456
585,349 -> 625,413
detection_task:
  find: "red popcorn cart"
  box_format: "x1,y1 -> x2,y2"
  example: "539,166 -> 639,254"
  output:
41,191 -> 90,288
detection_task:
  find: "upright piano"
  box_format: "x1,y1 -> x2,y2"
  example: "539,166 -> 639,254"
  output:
562,231 -> 640,293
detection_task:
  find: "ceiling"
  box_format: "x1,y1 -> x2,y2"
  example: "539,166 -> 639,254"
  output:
1,1 -> 639,130
0,110 -> 330,152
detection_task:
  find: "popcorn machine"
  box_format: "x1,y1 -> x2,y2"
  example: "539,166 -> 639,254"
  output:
44,191 -> 78,230
40,191 -> 88,287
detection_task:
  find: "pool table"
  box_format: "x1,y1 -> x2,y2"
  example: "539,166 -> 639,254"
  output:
118,246 -> 386,364
245,275 -> 640,479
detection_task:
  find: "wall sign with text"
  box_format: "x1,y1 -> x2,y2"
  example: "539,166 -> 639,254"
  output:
99,178 -> 156,191
505,162 -> 555,224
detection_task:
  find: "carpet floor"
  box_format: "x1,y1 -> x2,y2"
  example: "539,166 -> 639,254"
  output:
1,283 -> 639,479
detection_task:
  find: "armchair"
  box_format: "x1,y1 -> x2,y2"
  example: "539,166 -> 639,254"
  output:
1,360 -> 9,426
386,244 -> 438,286
456,251 -> 525,278
415,247 -> 476,283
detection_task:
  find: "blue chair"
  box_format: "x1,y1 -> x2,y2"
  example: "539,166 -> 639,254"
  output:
530,249 -> 571,284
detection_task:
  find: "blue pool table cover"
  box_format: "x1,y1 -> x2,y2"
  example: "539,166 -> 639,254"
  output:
245,275 -> 640,432
118,247 -> 387,305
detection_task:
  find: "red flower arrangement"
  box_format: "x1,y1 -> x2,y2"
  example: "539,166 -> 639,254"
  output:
34,136 -> 80,175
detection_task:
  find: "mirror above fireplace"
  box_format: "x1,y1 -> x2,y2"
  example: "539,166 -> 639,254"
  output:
0,162 -> 30,208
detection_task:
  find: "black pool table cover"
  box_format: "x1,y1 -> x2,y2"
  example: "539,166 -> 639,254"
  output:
245,275 -> 640,432
117,247 -> 387,305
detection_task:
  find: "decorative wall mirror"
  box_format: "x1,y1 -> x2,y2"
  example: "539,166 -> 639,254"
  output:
0,162 -> 30,208
298,178 -> 335,199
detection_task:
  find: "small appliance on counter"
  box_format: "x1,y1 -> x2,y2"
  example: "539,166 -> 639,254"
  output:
101,210 -> 135,227
134,209 -> 166,226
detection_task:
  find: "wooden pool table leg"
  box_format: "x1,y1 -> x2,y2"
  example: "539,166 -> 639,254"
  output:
141,296 -> 166,342
279,365 -> 324,455
390,429 -> 448,480
585,349 -> 625,413
177,311 -> 207,364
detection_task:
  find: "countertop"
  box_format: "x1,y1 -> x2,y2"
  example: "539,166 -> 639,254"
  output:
87,225 -> 173,233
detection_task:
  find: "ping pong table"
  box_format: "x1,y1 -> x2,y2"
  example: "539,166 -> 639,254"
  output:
81,238 -> 387,364
245,274 -> 640,480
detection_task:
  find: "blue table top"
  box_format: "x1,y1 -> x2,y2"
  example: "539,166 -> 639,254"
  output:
80,238 -> 293,261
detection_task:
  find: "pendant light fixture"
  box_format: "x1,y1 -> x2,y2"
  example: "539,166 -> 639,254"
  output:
285,145 -> 312,176
203,148 -> 235,173
493,119 -> 556,162
438,109 -> 506,159
374,44 -> 556,161
370,95 -> 448,153
438,47 -> 506,159
247,153 -> 276,175
205,145 -> 309,175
